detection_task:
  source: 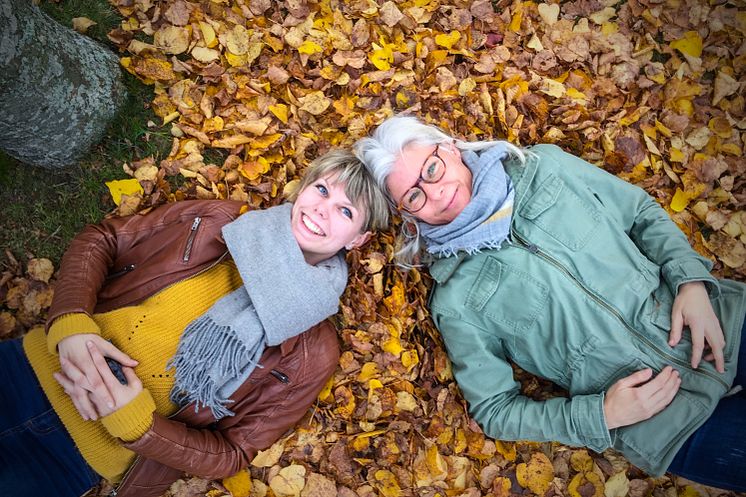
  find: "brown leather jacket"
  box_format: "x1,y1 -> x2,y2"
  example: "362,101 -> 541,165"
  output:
47,200 -> 340,497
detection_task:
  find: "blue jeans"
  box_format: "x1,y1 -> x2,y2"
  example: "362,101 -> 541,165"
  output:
667,316 -> 746,492
0,338 -> 100,497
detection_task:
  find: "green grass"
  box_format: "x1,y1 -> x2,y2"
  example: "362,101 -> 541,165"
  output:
0,2 -> 172,268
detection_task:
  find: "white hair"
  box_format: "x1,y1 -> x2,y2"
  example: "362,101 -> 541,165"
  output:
354,115 -> 525,267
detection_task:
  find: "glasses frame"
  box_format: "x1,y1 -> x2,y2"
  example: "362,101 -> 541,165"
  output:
397,143 -> 448,214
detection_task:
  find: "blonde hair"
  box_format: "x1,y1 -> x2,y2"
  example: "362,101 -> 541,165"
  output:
288,149 -> 390,232
354,115 -> 524,267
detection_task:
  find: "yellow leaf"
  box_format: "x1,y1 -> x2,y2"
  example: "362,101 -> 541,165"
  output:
154,26 -> 190,55
240,157 -> 270,180
669,147 -> 685,163
252,440 -> 285,467
601,21 -> 618,35
604,471 -> 629,497
299,91 -> 331,115
435,30 -> 461,50
708,116 -> 732,139
458,77 -> 476,96
72,17 -> 97,34
537,3 -> 559,25
679,486 -> 702,497
369,43 -> 393,70
570,450 -> 594,472
106,179 -> 144,206
269,464 -> 305,497
27,258 -> 54,283
225,24 -> 250,55
317,375 -> 334,403
202,116 -> 224,133
673,98 -> 694,116
509,2 -> 524,32
199,21 -> 217,47
223,469 -> 252,497
569,472 -> 604,497
566,87 -> 587,102
191,46 -> 220,63
298,39 -> 324,55
516,452 -> 554,495
225,51 -> 248,67
383,335 -> 403,356
212,134 -> 253,148
670,31 -> 703,58
249,133 -> 283,149
671,188 -> 692,212
373,469 -> 401,497
401,349 -> 419,370
494,440 -> 516,461
269,103 -> 289,124
395,391 -> 417,412
358,362 -> 379,382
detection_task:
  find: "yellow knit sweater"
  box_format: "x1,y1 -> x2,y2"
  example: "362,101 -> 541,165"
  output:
23,261 -> 242,483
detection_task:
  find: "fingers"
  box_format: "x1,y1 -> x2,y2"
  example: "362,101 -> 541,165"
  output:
97,339 -> 138,368
87,342 -> 118,409
56,359 -> 100,421
617,368 -> 653,388
706,326 -> 726,373
669,309 -> 684,347
689,324 -> 705,370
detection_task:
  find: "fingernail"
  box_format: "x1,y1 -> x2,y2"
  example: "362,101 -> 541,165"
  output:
108,402 -> 114,409
87,341 -> 94,348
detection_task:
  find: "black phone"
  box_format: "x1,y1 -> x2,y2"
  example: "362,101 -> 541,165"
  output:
105,357 -> 128,385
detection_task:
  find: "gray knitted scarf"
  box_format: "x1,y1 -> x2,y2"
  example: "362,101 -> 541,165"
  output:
419,144 -> 515,257
169,203 -> 347,419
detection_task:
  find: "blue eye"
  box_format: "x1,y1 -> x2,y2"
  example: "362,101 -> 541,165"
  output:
315,184 -> 328,196
341,207 -> 352,219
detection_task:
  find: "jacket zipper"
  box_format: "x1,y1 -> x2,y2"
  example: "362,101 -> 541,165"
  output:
182,217 -> 202,262
270,369 -> 290,383
510,230 -> 730,390
106,264 -> 135,280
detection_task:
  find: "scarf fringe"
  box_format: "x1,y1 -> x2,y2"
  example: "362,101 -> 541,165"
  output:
169,315 -> 262,419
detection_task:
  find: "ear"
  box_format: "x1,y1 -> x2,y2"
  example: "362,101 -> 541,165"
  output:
346,231 -> 371,250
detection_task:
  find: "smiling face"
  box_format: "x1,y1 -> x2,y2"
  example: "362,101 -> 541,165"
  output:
290,174 -> 371,265
386,142 -> 473,225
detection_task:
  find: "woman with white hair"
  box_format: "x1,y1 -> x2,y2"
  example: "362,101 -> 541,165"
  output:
355,115 -> 746,491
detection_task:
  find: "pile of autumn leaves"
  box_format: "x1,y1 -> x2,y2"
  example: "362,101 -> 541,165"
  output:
2,0 -> 745,495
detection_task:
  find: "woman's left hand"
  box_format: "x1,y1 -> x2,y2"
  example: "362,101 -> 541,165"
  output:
54,341 -> 143,418
669,281 -> 725,373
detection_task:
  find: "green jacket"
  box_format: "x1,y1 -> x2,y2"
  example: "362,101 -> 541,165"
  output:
429,144 -> 745,476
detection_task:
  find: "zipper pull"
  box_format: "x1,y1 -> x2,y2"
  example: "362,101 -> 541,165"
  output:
270,369 -> 290,384
190,217 -> 202,230
527,243 -> 539,254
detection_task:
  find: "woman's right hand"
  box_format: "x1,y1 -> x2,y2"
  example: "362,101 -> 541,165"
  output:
55,340 -> 143,418
57,334 -> 138,420
603,366 -> 681,429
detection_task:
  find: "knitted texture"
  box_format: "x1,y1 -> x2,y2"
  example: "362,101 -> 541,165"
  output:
23,261 -> 242,483
101,389 -> 157,442
46,313 -> 101,354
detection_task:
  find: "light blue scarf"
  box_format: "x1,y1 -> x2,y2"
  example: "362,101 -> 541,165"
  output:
419,144 -> 515,257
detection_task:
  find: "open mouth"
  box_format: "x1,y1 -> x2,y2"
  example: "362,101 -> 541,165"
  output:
302,214 -> 325,236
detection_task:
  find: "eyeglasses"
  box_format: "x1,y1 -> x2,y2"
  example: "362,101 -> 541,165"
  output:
397,143 -> 447,213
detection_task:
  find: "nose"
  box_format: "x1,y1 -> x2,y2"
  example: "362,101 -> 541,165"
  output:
421,180 -> 444,200
314,199 -> 329,218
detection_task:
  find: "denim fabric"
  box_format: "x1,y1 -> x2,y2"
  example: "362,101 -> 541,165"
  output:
667,316 -> 746,492
0,338 -> 100,497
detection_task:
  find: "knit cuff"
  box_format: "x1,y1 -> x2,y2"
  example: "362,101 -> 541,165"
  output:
101,389 -> 157,442
47,313 -> 101,355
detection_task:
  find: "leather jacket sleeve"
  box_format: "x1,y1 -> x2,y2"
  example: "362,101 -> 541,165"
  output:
114,321 -> 340,497
47,200 -> 245,333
